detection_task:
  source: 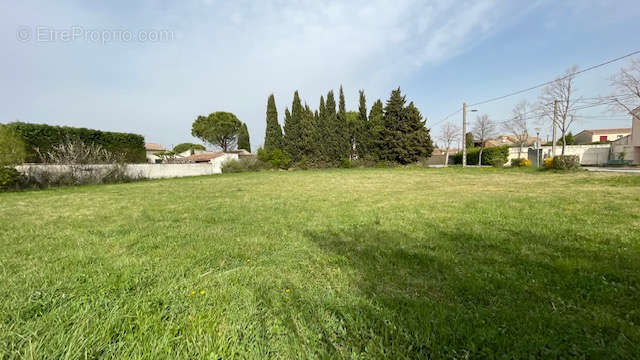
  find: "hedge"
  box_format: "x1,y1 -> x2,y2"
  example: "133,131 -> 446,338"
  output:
6,122 -> 146,163
453,146 -> 509,166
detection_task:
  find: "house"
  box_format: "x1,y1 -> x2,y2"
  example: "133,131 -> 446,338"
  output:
574,128 -> 631,144
610,107 -> 640,164
145,143 -> 166,163
183,149 -> 254,167
483,135 -> 542,148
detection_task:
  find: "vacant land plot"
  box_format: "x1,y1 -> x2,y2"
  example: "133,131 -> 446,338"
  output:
1,168 -> 639,358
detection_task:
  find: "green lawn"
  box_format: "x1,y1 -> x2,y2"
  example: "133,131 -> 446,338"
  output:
1,168 -> 640,358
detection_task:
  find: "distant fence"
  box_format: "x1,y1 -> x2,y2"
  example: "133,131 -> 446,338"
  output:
16,163 -> 222,180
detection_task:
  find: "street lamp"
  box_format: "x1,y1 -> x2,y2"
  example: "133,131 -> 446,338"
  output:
462,103 -> 478,167
535,128 -> 541,167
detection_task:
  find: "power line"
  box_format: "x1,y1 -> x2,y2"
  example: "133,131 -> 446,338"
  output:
468,49 -> 640,107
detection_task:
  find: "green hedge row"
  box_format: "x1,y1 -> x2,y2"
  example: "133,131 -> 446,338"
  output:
7,122 -> 146,163
453,146 -> 509,166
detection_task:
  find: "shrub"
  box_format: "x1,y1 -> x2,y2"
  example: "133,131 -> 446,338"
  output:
0,125 -> 26,166
19,140 -> 141,188
551,155 -> 580,170
338,158 -> 353,169
489,157 -> 506,168
7,122 -> 145,163
257,148 -> 291,170
0,167 -> 22,191
222,158 -> 267,173
453,146 -> 509,166
543,157 -> 553,169
510,158 -> 531,167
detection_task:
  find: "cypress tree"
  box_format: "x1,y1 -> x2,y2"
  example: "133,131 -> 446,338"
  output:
283,91 -> 303,161
325,91 -> 338,163
283,107 -> 295,157
317,95 -> 328,161
367,99 -> 384,161
355,90 -> 368,158
264,94 -> 283,151
238,122 -> 251,152
299,103 -> 316,159
337,86 -> 350,159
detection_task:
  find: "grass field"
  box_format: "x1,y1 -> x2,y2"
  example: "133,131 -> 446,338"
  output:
1,167 -> 640,358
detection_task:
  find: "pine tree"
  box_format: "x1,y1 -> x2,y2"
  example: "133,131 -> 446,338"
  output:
264,94 -> 283,151
404,101 -> 433,161
238,122 -> 251,152
379,88 -> 432,164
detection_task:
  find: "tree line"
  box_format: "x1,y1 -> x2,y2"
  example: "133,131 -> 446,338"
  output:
262,86 -> 433,166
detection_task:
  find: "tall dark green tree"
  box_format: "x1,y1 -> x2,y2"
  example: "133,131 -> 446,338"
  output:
367,99 -> 385,161
284,91 -> 304,161
299,104 -> 316,159
336,86 -> 350,159
465,132 -> 474,149
324,90 -> 338,162
264,94 -> 283,151
238,123 -> 251,152
191,112 -> 242,151
379,88 -> 433,164
355,90 -> 368,158
316,95 -> 328,161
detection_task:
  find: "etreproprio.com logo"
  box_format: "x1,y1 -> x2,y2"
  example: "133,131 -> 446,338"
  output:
16,25 -> 174,44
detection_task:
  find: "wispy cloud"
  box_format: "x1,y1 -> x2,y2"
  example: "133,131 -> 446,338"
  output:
1,0 -> 530,147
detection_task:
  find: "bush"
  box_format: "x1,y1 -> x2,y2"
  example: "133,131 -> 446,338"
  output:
453,146 -> 509,166
257,148 -> 291,170
489,157 -> 506,168
7,122 -> 146,163
0,167 -> 22,191
543,157 -> 553,169
0,125 -> 26,166
510,158 -> 531,167
338,158 -> 353,169
18,140 -> 142,189
222,158 -> 267,173
551,155 -> 580,170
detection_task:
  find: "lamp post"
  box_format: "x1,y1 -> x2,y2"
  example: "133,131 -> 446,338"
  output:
535,128 -> 541,167
462,103 -> 478,168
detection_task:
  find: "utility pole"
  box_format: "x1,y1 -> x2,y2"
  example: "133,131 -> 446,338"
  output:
462,102 -> 467,167
552,100 -> 558,157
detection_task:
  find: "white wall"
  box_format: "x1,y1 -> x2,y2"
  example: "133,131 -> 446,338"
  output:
507,144 -> 611,166
17,163 -> 222,180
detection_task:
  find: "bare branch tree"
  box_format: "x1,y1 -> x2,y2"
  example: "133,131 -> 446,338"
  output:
537,65 -> 580,155
438,122 -> 460,166
504,101 -> 530,159
609,58 -> 640,121
472,114 -> 497,166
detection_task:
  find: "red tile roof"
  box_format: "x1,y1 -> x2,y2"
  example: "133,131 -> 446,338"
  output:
185,152 -> 225,162
145,143 -> 166,151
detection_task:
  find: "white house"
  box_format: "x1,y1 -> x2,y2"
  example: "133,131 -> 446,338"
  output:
145,143 -> 166,163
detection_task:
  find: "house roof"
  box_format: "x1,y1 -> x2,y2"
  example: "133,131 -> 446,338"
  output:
184,151 -> 225,162
145,143 -> 166,151
579,128 -> 631,135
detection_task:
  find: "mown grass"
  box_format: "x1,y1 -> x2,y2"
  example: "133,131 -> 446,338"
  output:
1,167 -> 639,358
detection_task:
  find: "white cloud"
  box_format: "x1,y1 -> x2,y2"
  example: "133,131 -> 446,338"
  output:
1,0 -> 519,148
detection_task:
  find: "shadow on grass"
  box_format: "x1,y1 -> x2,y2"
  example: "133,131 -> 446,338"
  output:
295,224 -> 640,358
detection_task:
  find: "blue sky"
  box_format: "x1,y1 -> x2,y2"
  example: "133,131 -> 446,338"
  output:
1,0 -> 639,149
